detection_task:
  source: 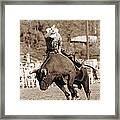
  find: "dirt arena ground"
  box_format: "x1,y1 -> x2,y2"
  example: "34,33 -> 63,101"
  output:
20,81 -> 100,100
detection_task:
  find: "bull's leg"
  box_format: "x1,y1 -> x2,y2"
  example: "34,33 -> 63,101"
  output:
67,75 -> 77,100
54,80 -> 70,100
67,84 -> 77,100
82,76 -> 91,100
73,81 -> 82,99
74,88 -> 79,99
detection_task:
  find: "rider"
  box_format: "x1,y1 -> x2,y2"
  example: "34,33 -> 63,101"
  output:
45,25 -> 62,53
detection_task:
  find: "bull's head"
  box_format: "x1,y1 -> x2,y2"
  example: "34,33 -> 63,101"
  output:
37,68 -> 52,90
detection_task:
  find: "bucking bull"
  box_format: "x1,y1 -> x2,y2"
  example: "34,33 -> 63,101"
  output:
30,53 -> 96,100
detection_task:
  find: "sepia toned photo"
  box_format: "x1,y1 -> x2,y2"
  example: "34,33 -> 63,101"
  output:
3,3 -> 117,117
20,20 -> 100,100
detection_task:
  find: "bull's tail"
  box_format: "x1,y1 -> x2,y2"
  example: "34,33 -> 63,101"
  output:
84,64 -> 98,80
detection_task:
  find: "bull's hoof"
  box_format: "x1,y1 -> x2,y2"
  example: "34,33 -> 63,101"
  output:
75,94 -> 79,99
71,97 -> 76,100
87,92 -> 91,100
66,96 -> 70,100
87,98 -> 90,100
66,93 -> 70,100
71,98 -> 74,100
